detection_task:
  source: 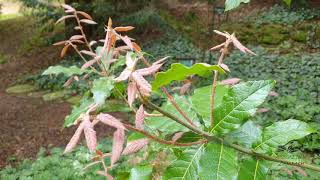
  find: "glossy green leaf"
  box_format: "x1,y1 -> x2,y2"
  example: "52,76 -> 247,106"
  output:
152,63 -> 224,90
164,142 -> 238,180
129,165 -> 153,180
191,84 -> 229,127
211,80 -> 275,135
42,65 -> 89,77
238,159 -> 268,180
145,95 -> 201,134
225,0 -> 250,11
254,119 -> 315,153
64,97 -> 93,127
91,77 -> 114,105
226,121 -> 262,148
199,143 -> 238,180
163,145 -> 204,180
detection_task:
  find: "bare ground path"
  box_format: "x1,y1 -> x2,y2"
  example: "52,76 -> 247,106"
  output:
0,15 -> 75,167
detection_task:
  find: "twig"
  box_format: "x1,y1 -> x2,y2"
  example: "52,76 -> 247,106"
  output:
123,124 -> 207,147
140,56 -> 196,127
73,11 -> 93,52
142,98 -> 320,172
210,38 -> 232,128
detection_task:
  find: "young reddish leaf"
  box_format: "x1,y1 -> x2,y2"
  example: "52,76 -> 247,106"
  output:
97,171 -> 114,180
269,91 -> 279,97
83,118 -> 97,153
55,15 -> 75,24
65,9 -> 75,13
80,50 -> 96,57
89,40 -> 97,47
97,113 -> 126,130
131,72 -> 151,96
135,63 -> 163,76
122,138 -> 149,155
114,69 -> 131,82
120,35 -> 133,50
70,39 -> 85,44
63,76 -> 74,87
231,34 -> 256,55
213,30 -> 229,37
53,40 -> 67,46
60,44 -> 71,57
172,132 -> 185,142
180,81 -> 191,95
61,4 -> 75,12
257,108 -> 269,113
70,35 -> 84,40
64,122 -> 85,153
293,166 -> 307,176
96,150 -> 103,156
107,17 -> 112,28
81,56 -> 101,70
111,129 -> 125,166
127,82 -> 137,107
210,43 -> 225,51
114,26 -> 135,32
76,11 -> 93,20
153,56 -> 169,65
80,19 -> 97,25
221,78 -> 241,85
220,63 -> 230,72
132,42 -> 141,52
135,105 -> 145,129
125,52 -> 136,68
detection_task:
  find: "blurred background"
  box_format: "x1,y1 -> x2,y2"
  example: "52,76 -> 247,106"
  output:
0,0 -> 319,179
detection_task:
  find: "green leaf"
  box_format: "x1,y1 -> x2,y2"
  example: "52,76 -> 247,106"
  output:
226,121 -> 262,148
225,0 -> 250,11
282,0 -> 292,6
254,119 -> 315,153
129,165 -> 153,180
163,145 -> 204,180
199,143 -> 238,180
152,63 -> 224,90
191,84 -> 229,127
238,159 -> 268,180
42,65 -> 88,77
211,80 -> 275,135
91,77 -> 115,105
64,96 -> 93,127
145,95 -> 201,134
164,142 -> 238,180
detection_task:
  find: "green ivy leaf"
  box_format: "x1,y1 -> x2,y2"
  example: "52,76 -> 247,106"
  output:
191,84 -> 229,127
238,159 -> 269,180
254,119 -> 315,153
225,0 -> 250,11
152,63 -> 224,90
211,80 -> 275,135
42,65 -> 89,77
226,121 -> 262,148
129,165 -> 153,180
91,77 -> 115,105
199,143 -> 238,180
145,95 -> 201,134
64,96 -> 93,127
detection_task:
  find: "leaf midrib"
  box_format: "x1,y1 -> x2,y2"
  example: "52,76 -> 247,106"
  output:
211,82 -> 271,133
181,144 -> 204,179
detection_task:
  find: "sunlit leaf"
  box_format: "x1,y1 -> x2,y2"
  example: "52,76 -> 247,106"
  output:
211,80 -> 275,135
42,65 -> 89,77
254,119 -> 315,153
64,96 -> 93,127
91,77 -> 115,105
129,165 -> 153,180
152,63 -> 224,90
225,0 -> 250,11
191,84 -> 229,127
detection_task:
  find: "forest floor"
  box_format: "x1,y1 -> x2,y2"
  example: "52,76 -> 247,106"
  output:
0,15 -> 76,168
